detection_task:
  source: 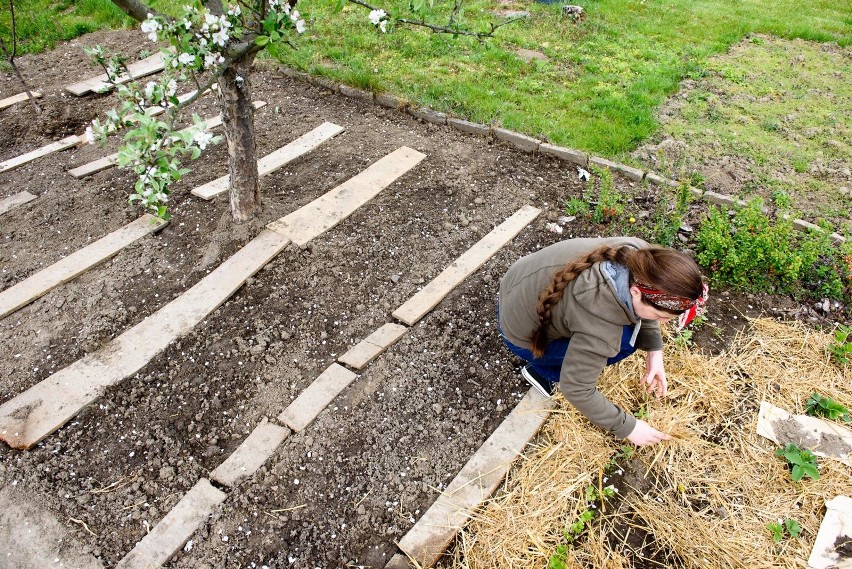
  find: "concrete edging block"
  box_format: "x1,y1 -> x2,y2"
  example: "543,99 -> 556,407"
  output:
492,127 -> 540,153
540,143 -> 588,167
408,107 -> 448,125
447,118 -> 490,137
307,74 -> 337,92
339,84 -> 375,104
589,155 -> 644,182
376,93 -> 407,109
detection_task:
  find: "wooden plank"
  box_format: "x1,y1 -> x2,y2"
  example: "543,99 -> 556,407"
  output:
397,390 -> 554,567
756,401 -> 852,467
277,364 -> 357,432
393,205 -> 541,326
0,191 -> 37,216
0,135 -> 82,173
808,496 -> 852,569
0,229 -> 290,449
66,52 -> 166,96
210,421 -> 290,487
191,121 -> 345,200
338,323 -> 408,370
68,101 -> 266,179
115,479 -> 226,569
267,146 -> 426,246
0,215 -> 167,320
0,91 -> 42,111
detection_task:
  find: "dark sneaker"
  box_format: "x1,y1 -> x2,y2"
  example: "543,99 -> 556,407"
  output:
521,364 -> 555,398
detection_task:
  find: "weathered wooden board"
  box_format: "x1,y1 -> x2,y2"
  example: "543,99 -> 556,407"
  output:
397,390 -> 554,567
393,205 -> 541,326
0,90 -> 42,110
0,215 -> 167,320
192,121 -> 345,200
267,146 -> 426,246
66,52 -> 166,96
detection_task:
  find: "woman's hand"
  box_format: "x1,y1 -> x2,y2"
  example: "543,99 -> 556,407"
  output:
626,419 -> 673,446
642,350 -> 667,398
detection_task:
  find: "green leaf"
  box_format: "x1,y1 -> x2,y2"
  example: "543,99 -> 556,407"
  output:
254,35 -> 270,46
766,522 -> 783,543
785,519 -> 802,538
799,464 -> 820,480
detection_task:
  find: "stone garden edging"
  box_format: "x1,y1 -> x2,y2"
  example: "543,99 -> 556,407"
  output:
279,67 -> 845,245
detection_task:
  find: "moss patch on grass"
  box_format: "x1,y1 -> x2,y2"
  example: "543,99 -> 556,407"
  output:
634,35 -> 851,230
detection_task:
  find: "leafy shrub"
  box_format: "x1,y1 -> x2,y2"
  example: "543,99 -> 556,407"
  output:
695,198 -> 850,302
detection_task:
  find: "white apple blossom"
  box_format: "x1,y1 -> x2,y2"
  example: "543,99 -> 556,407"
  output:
204,52 -> 225,68
228,4 -> 241,17
84,126 -> 95,144
296,20 -> 306,34
166,79 -> 177,96
144,81 -> 156,99
379,20 -> 387,33
178,52 -> 195,65
212,29 -> 229,47
368,9 -> 387,25
194,130 -> 214,150
290,10 -> 300,22
140,16 -> 161,42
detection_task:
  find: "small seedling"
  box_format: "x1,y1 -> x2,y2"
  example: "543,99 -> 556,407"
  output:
548,508 -> 596,568
672,327 -> 694,348
633,406 -> 649,420
828,325 -> 852,366
805,392 -> 851,423
766,518 -> 802,543
775,443 -> 820,481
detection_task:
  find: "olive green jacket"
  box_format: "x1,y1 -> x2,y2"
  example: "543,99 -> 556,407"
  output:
499,237 -> 663,438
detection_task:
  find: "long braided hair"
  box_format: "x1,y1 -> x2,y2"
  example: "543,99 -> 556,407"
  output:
529,245 -> 703,357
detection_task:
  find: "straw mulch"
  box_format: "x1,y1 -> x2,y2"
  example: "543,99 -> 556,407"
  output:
444,318 -> 852,569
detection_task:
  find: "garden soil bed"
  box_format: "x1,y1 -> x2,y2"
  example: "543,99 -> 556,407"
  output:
0,29 -> 845,568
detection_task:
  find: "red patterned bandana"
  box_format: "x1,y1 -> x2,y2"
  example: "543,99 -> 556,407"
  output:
634,281 -> 702,313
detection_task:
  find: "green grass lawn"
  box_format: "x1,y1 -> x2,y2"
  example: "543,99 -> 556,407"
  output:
3,0 -> 849,161
273,0 -> 849,158
0,0 -> 132,54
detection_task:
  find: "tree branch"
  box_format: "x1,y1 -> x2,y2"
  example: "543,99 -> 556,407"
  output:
109,0 -> 161,22
345,0 -> 522,39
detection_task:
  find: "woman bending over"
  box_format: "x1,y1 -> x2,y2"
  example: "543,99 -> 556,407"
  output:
498,237 -> 705,446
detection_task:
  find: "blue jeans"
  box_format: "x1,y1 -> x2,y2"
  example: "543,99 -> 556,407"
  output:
499,322 -> 638,384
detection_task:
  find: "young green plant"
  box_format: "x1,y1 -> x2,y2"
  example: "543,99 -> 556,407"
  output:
805,392 -> 851,423
775,443 -> 820,481
766,518 -> 802,543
